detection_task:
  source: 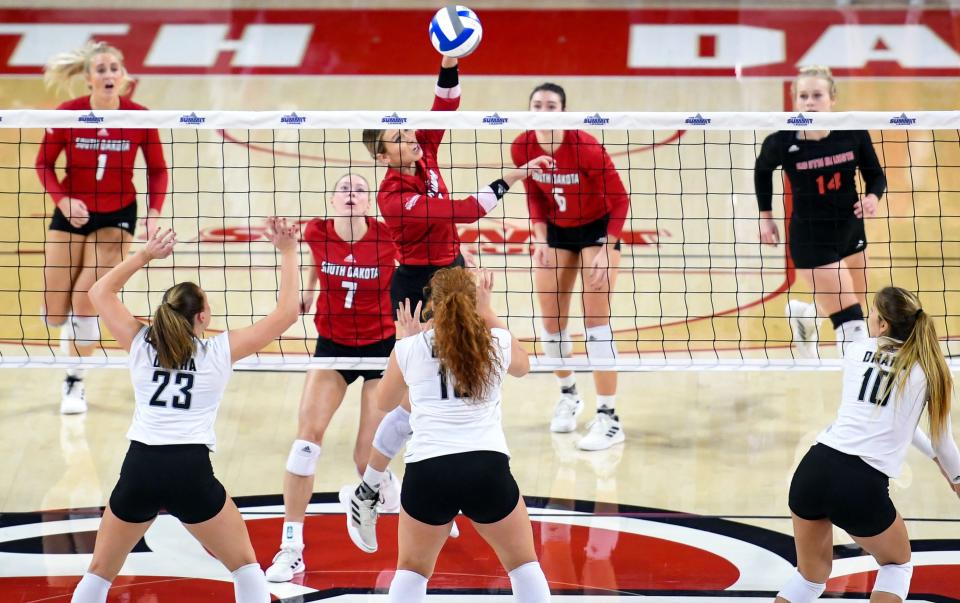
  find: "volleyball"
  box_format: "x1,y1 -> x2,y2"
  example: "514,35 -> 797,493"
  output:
429,6 -> 483,58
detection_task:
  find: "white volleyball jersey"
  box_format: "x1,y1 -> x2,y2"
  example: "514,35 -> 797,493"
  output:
818,338 -> 932,478
126,327 -> 233,450
396,327 -> 512,463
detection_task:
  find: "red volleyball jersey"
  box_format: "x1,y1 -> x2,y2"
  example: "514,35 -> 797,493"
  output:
35,96 -> 168,214
377,90 -> 491,266
510,129 -> 629,239
303,217 -> 397,346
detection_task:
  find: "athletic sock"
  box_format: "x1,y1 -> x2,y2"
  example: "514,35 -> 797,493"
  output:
70,572 -> 111,603
280,521 -> 303,548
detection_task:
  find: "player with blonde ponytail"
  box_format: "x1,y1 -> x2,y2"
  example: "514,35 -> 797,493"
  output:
36,41 -> 168,414
777,286 -> 960,603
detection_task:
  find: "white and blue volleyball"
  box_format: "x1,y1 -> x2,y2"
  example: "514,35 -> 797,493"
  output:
429,6 -> 483,58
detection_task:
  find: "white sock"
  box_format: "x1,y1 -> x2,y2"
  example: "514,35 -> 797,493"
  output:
597,395 -> 616,412
557,374 -> 576,389
66,367 -> 86,380
280,521 -> 303,548
232,562 -> 270,603
388,569 -> 428,603
363,465 -> 386,491
508,561 -> 551,602
71,572 -> 111,603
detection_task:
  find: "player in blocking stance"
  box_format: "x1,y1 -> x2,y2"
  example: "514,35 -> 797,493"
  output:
511,83 -> 630,450
71,220 -> 299,603
265,174 -> 401,581
777,286 -> 960,603
378,268 -> 550,602
37,41 -> 168,414
755,66 -> 886,358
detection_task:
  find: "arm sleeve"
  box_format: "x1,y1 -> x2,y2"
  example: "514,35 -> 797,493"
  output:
511,140 -> 550,225
144,129 -> 169,213
932,414 -> 960,484
380,185 -> 495,225
912,426 -> 936,458
417,65 -> 462,154
35,128 -> 67,204
858,131 -> 887,200
597,146 -> 629,239
754,134 -> 781,213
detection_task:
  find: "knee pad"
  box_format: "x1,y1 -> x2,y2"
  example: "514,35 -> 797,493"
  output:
776,569 -> 826,603
508,561 -> 551,603
72,316 -> 101,345
874,561 -> 912,601
285,439 -> 321,477
541,329 -> 572,358
373,406 -> 412,459
231,562 -> 269,603
585,324 -> 617,361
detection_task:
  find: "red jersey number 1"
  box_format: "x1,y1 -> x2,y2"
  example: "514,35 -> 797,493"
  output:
816,172 -> 841,195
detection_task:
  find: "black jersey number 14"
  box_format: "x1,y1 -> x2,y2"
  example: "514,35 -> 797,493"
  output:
816,172 -> 841,195
149,370 -> 194,409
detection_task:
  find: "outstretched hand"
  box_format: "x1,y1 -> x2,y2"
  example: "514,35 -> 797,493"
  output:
396,298 -> 425,338
144,227 -> 177,260
475,268 -> 494,310
264,217 -> 299,251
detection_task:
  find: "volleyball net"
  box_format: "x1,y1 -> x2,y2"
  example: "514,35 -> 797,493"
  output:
0,110 -> 958,370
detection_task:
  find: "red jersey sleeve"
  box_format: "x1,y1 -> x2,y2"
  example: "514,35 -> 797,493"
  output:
35,127 -> 67,204
379,180 -> 488,225
416,90 -> 461,159
595,145 -> 629,239
144,128 -> 168,213
511,136 -> 551,225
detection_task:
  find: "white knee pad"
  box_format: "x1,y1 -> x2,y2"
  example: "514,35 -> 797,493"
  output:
285,439 -> 321,477
541,329 -> 572,358
874,562 -> 912,601
776,569 -> 826,603
585,324 -> 617,361
508,561 -> 551,602
232,562 -> 269,603
72,316 -> 101,345
373,406 -> 412,459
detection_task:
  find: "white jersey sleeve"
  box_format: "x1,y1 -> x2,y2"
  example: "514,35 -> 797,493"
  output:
126,328 -> 234,450
398,327 -> 512,463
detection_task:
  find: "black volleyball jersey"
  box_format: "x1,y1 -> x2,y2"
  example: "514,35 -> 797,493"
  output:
754,130 -> 886,220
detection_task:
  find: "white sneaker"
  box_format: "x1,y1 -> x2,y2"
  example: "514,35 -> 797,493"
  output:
60,376 -> 87,415
339,484 -> 378,553
577,412 -> 625,451
787,300 -> 819,359
378,470 -> 401,514
265,545 -> 305,583
550,394 -> 583,433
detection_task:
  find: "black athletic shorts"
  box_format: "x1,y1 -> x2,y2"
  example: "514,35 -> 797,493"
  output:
390,255 -> 465,321
49,202 -> 138,237
789,443 -> 897,538
788,215 -> 867,269
546,214 -> 622,253
313,335 -> 395,385
401,450 -> 521,526
109,441 -> 227,525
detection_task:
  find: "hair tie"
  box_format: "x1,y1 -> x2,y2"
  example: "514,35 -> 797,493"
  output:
915,308 -> 923,318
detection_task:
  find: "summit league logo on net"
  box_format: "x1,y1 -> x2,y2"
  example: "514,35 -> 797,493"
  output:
281,112 -> 307,125
889,112 -> 917,125
78,112 -> 104,124
583,113 -> 610,126
179,112 -> 205,125
381,112 -> 407,125
482,112 -> 509,125
787,113 -> 814,126
684,113 -> 712,126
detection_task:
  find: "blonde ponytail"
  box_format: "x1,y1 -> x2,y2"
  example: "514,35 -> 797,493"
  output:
43,41 -> 128,97
875,287 -> 953,444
